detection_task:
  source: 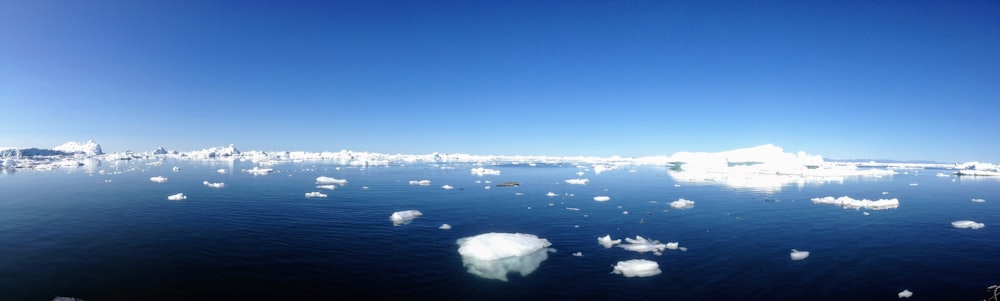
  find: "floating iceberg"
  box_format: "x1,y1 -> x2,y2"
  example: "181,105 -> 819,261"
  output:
598,235 -> 622,248
316,176 -> 348,185
53,140 -> 103,155
409,180 -> 431,186
612,259 -> 661,278
390,210 -> 423,226
167,193 -> 186,201
810,196 -> 899,210
217,168 -> 227,174
442,184 -> 454,190
565,178 -> 589,185
471,167 -> 501,176
546,192 -> 558,197
244,167 -> 273,175
439,224 -> 452,230
305,191 -> 327,198
456,233 -> 553,281
150,176 -> 168,183
618,235 -> 677,256
669,198 -> 695,209
790,249 -> 810,260
898,289 -> 913,298
572,252 -> 583,257
951,220 -> 985,229
593,196 -> 611,202
203,181 -> 225,188
316,185 -> 337,190
971,198 -> 986,203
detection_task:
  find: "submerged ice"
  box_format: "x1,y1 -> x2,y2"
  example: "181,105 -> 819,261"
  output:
456,233 -> 553,281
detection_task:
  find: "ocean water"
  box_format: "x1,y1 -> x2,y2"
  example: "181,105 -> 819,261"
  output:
1,160 -> 998,300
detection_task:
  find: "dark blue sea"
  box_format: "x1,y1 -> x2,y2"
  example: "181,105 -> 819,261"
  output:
2,159 -> 998,300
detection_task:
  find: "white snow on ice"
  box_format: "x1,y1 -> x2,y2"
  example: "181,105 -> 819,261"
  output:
456,233 -> 553,281
593,196 -> 611,202
612,259 -> 661,278
167,193 -> 186,201
790,249 -> 810,260
150,176 -> 168,183
316,176 -> 348,185
471,167 -> 501,176
618,236 -> 678,256
305,191 -> 327,198
390,210 -> 423,226
669,198 -> 695,209
565,178 -> 589,185
203,181 -> 224,188
598,235 -> 622,248
898,289 -> 913,298
810,196 -> 899,210
951,220 -> 985,229
439,224 -> 452,230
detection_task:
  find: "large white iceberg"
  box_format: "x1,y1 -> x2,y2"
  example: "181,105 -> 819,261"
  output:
53,140 -> 103,155
390,210 -> 423,225
612,259 -> 661,277
470,167 -> 501,176
456,233 -> 553,281
951,220 -> 985,229
669,198 -> 695,209
618,235 -> 678,256
810,196 -> 899,210
316,176 -> 348,185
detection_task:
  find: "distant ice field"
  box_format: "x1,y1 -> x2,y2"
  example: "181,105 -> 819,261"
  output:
0,160 -> 997,300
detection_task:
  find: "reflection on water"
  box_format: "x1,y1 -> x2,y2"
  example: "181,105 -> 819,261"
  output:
460,248 -> 552,281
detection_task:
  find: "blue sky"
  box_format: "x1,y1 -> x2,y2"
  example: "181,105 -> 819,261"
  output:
1,1 -> 998,162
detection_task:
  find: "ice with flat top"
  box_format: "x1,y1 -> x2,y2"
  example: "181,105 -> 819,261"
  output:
612,259 -> 661,278
898,289 -> 913,298
305,191 -> 327,198
670,198 -> 694,209
167,193 -> 186,201
952,220 -> 985,229
593,196 -> 611,202
316,176 -> 348,185
565,178 -> 589,185
150,176 -> 168,183
203,181 -> 224,188
456,233 -> 553,281
471,167 -> 501,176
790,249 -> 810,260
811,196 -> 899,210
391,210 -> 423,226
618,235 -> 678,256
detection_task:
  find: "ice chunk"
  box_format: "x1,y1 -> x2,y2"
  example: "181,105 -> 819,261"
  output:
565,178 -> 590,185
244,167 -> 273,175
572,252 -> 583,257
566,207 -> 580,211
439,224 -> 452,230
167,193 -> 186,201
217,168 -> 227,174
810,196 -> 899,210
898,289 -> 913,298
598,235 -> 622,248
593,196 -> 611,202
669,198 -> 695,209
390,210 -> 423,226
471,167 -> 501,176
442,184 -> 454,190
203,181 -> 225,188
790,249 -> 810,260
316,185 -> 337,190
546,192 -> 558,197
305,191 -> 327,198
409,180 -> 431,186
619,235 -> 676,256
951,220 -> 985,229
316,176 -> 348,185
612,259 -> 661,278
971,198 -> 986,203
456,233 -> 553,281
150,176 -> 168,183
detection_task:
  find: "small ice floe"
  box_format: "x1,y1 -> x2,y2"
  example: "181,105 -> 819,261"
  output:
515,192 -> 524,196
565,178 -> 590,185
863,212 -> 871,216
439,224 -> 452,230
882,191 -> 889,195
669,198 -> 695,209
619,236 -> 677,256
409,180 -> 431,186
203,181 -> 225,188
811,196 -> 899,210
546,192 -> 558,197
172,166 -> 181,172
305,191 -> 327,198
442,184 -> 454,190
150,176 -> 168,183
936,173 -> 950,177
470,167 -> 501,176
909,183 -> 919,186
316,185 -> 337,190
898,289 -> 913,298
244,167 -> 273,175
390,210 -> 423,226
593,196 -> 611,202
673,184 -> 681,187
316,176 -> 348,185
217,168 -> 227,174
484,186 -> 491,190
456,233 -> 553,281
566,207 -> 580,211
951,220 -> 985,229
598,235 -> 622,248
622,211 -> 629,215
576,171 -> 585,176
971,198 -> 986,203
790,249 -> 810,260
167,193 -> 187,201
572,252 -> 583,257
612,259 -> 661,278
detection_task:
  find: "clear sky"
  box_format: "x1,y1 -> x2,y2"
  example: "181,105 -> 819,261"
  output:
1,0 -> 998,162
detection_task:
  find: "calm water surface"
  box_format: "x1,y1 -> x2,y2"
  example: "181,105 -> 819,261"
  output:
1,160 -> 998,300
